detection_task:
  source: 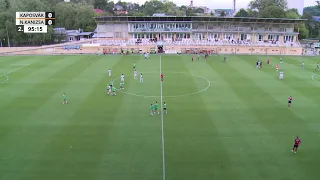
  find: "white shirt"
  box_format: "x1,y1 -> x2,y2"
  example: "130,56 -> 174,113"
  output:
140,74 -> 143,78
134,71 -> 137,75
121,75 -> 124,79
108,69 -> 111,73
280,71 -> 284,75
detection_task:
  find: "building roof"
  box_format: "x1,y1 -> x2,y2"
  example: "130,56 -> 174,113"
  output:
67,32 -> 93,36
94,8 -> 104,14
95,16 -> 306,24
312,16 -> 320,22
92,33 -> 107,38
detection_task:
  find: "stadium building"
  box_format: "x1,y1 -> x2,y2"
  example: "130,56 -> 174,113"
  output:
0,16 -> 306,56
92,16 -> 305,55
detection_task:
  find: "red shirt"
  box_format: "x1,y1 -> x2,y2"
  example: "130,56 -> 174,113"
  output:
161,74 -> 163,78
294,138 -> 301,145
276,65 -> 279,68
288,97 -> 292,101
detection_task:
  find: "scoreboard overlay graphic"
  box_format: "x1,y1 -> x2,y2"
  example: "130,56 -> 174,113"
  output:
16,12 -> 55,33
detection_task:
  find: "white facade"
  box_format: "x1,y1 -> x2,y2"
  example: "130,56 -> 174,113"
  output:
287,0 -> 304,15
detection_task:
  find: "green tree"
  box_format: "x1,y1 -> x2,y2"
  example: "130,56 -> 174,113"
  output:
286,8 -> 300,19
303,6 -> 320,16
297,23 -> 309,39
94,0 -> 107,9
163,1 -> 185,16
302,12 -> 320,38
234,8 -> 249,17
55,2 -> 96,31
246,9 -> 258,17
143,0 -> 165,16
195,8 -> 204,14
259,4 -> 286,18
249,0 -> 288,12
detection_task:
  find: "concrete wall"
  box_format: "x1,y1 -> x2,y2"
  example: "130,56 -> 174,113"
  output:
0,45 -> 303,56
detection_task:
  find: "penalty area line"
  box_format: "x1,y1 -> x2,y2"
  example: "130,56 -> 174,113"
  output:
0,64 -> 31,84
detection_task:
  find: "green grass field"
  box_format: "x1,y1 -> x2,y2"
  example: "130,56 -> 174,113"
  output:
0,54 -> 320,180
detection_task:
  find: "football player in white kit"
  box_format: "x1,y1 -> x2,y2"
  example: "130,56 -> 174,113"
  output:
279,70 -> 284,80
120,74 -> 125,84
140,73 -> 143,83
108,69 -> 111,77
134,70 -> 137,79
107,85 -> 111,95
301,61 -> 304,68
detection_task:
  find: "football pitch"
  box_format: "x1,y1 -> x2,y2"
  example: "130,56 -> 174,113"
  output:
0,54 -> 320,180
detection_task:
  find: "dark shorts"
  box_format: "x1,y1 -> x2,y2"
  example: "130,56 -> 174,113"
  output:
293,144 -> 299,148
133,66 -> 135,68
288,101 -> 292,104
163,108 -> 166,110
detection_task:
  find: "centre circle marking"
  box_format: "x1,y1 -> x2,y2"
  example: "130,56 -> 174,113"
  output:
311,73 -> 320,83
111,71 -> 211,98
0,74 -> 9,84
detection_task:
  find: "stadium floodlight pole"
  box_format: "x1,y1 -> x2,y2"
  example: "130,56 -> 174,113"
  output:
5,25 -> 11,47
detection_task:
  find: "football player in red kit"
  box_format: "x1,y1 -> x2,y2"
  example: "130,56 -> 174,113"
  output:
160,73 -> 164,82
267,59 -> 270,65
291,136 -> 301,153
288,96 -> 292,107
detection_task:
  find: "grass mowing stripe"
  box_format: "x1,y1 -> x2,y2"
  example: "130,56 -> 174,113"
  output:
240,57 -> 319,107
1,54 -> 320,180
17,58 -> 117,180
2,57 -> 100,180
0,57 -> 73,146
213,56 -> 312,179
0,55 -> 36,66
0,56 -> 73,104
164,56 -> 233,180
225,56 -> 318,178
94,57 -> 162,180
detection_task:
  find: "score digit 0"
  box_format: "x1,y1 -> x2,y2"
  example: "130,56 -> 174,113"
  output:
45,19 -> 55,26
45,12 -> 55,26
16,25 -> 24,32
45,12 -> 55,18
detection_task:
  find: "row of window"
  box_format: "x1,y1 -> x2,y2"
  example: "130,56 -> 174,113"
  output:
132,23 -> 191,29
131,33 -> 295,41
129,23 -> 292,31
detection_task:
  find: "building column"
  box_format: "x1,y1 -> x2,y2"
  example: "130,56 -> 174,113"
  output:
279,35 -> 284,43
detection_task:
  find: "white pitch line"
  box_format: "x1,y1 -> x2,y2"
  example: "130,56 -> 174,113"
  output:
311,73 -> 320,83
160,55 -> 166,180
0,64 -> 31,84
10,64 -> 31,66
5,64 -> 30,75
0,74 -> 9,84
111,71 -> 211,98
